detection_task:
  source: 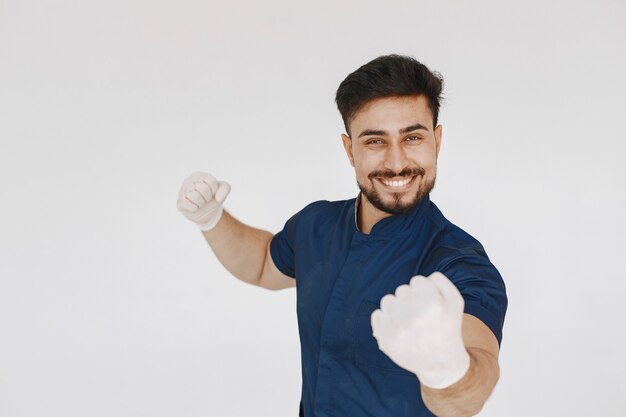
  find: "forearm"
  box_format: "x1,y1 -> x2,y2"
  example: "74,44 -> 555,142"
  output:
201,208 -> 272,286
420,347 -> 500,417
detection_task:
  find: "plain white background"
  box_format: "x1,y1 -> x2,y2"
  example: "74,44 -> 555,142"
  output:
1,0 -> 625,416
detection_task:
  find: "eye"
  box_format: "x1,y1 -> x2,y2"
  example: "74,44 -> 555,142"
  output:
406,135 -> 422,142
366,139 -> 383,145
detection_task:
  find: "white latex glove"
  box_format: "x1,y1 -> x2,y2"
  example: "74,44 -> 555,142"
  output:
176,171 -> 231,231
370,271 -> 470,389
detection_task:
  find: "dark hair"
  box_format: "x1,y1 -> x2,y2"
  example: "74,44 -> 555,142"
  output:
335,54 -> 444,136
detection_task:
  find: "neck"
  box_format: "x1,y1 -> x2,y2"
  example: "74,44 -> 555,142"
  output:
357,193 -> 393,235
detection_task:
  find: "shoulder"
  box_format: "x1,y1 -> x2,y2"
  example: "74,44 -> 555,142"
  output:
302,197 -> 348,213
424,201 -> 489,261
424,201 -> 508,346
281,197 -> 353,247
294,197 -> 350,226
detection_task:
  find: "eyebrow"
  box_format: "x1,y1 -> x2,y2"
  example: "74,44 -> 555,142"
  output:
357,123 -> 430,139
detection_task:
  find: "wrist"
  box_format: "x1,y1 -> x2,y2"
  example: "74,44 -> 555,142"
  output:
417,348 -> 470,390
197,206 -> 224,232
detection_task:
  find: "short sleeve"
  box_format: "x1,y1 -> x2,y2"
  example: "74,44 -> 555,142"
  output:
438,249 -> 508,347
269,210 -> 302,279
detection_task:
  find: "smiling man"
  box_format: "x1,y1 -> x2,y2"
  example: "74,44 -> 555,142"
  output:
345,95 -> 439,221
176,54 -> 508,417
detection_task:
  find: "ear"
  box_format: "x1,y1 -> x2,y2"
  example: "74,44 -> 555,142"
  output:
341,133 -> 355,167
434,124 -> 443,158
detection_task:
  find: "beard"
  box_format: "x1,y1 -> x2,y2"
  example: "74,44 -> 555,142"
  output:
356,166 -> 436,215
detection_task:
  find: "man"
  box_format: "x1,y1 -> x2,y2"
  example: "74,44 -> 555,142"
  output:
176,54 -> 508,417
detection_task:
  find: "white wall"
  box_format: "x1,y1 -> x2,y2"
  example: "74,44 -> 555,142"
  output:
1,0 -> 624,416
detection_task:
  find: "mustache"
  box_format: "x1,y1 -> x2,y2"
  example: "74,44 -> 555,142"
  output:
369,167 -> 425,179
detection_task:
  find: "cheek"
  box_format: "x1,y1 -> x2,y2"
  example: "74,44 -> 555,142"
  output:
353,157 -> 372,176
355,153 -> 384,173
410,151 -> 436,169
354,166 -> 370,181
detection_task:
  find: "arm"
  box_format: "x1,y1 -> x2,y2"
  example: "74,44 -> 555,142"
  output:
201,208 -> 270,286
176,171 -> 294,290
371,272 -> 503,417
202,209 -> 296,291
420,314 -> 500,417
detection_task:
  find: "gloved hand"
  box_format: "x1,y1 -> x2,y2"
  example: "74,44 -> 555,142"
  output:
370,271 -> 470,389
176,171 -> 231,231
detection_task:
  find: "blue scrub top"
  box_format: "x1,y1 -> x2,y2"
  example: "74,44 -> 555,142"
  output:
270,192 -> 508,417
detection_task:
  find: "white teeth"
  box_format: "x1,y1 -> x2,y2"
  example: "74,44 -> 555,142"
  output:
381,177 -> 413,187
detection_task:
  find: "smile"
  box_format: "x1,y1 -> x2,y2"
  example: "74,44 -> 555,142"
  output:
377,176 -> 417,189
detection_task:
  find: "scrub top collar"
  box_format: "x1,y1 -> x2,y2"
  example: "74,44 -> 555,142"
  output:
354,191 -> 431,238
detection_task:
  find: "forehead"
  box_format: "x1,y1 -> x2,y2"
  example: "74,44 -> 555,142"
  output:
350,95 -> 433,135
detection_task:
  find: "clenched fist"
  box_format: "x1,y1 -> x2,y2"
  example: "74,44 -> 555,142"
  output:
176,172 -> 231,231
371,271 -> 470,389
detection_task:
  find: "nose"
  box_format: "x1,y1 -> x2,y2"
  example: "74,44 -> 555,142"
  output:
383,141 -> 409,174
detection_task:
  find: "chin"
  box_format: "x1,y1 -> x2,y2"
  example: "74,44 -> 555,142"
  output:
361,176 -> 435,216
